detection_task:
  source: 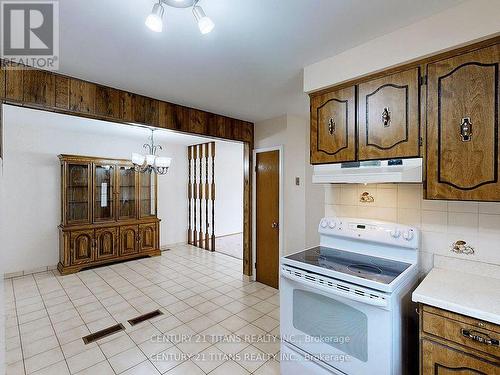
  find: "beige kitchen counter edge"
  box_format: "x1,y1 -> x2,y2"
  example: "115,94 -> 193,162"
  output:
412,268 -> 500,325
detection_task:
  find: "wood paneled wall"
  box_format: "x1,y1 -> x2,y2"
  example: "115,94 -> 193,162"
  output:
188,142 -> 215,251
0,61 -> 253,143
0,61 -> 254,277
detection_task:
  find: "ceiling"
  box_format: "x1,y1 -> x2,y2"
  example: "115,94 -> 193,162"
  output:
59,0 -> 463,122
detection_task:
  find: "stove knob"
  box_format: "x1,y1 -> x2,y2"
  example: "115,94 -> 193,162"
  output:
403,230 -> 414,241
390,228 -> 401,238
328,220 -> 336,229
320,219 -> 328,228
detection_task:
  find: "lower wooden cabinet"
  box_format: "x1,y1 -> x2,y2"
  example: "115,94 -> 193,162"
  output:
69,229 -> 94,266
58,220 -> 160,275
95,227 -> 118,260
119,225 -> 139,256
422,339 -> 498,374
419,305 -> 499,374
139,223 -> 158,252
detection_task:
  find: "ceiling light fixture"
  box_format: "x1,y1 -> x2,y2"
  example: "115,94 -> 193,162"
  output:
132,129 -> 172,175
145,0 -> 214,35
145,2 -> 165,33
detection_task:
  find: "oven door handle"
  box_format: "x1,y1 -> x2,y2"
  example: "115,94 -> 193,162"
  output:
281,269 -> 388,308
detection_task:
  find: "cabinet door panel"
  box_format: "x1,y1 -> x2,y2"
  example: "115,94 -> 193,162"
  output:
139,223 -> 157,252
95,227 -> 118,260
93,164 -> 115,222
65,163 -> 92,225
310,86 -> 356,164
427,44 -> 500,200
120,225 -> 138,256
70,230 -> 94,265
422,339 -> 499,375
358,68 -> 420,160
117,165 -> 138,220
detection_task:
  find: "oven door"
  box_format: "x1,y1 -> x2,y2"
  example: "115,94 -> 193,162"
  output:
280,265 -> 393,375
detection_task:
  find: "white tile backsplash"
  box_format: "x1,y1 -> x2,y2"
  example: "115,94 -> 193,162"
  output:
324,183 -> 500,275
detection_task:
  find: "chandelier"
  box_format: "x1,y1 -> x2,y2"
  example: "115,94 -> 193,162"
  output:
131,129 -> 172,175
145,0 -> 214,34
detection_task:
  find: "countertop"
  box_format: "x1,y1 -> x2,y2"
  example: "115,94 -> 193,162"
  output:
412,268 -> 500,325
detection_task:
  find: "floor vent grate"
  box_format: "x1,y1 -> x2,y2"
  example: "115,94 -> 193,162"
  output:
128,309 -> 164,326
82,323 -> 125,344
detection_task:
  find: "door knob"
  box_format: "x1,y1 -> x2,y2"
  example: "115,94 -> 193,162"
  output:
271,222 -> 279,229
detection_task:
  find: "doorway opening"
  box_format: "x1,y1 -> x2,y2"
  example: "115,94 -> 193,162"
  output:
187,140 -> 245,260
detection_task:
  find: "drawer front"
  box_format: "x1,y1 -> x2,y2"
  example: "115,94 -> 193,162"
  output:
422,339 -> 499,375
423,310 -> 500,358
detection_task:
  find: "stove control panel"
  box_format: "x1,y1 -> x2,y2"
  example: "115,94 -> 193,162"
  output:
318,217 -> 419,249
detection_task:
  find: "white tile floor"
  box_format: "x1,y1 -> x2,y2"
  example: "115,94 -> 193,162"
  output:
4,245 -> 280,375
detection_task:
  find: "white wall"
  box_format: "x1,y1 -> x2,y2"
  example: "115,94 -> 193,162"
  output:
324,184 -> 500,275
304,0 -> 500,92
254,114 -> 323,255
214,141 -> 243,237
1,105 -> 188,275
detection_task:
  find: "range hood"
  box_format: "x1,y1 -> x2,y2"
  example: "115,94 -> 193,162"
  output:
312,158 -> 422,184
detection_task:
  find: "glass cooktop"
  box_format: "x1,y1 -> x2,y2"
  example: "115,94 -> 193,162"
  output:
285,246 -> 411,284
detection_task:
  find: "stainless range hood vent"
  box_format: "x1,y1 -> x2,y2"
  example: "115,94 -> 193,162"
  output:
312,158 -> 422,184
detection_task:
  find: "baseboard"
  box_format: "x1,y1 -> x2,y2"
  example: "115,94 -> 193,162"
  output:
160,241 -> 187,251
215,232 -> 243,239
4,265 -> 57,279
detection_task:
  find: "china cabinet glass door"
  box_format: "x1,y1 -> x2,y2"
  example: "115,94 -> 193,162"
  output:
140,171 -> 156,217
118,166 -> 137,220
66,163 -> 91,224
94,164 -> 114,222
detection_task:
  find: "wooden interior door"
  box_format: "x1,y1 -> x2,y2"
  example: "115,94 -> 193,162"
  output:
310,86 -> 356,164
119,225 -> 138,256
95,227 -> 118,260
139,223 -> 157,252
426,43 -> 500,200
358,67 -> 420,160
256,150 -> 280,289
70,229 -> 94,265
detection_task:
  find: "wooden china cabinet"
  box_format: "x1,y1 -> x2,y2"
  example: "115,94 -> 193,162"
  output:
58,155 -> 160,274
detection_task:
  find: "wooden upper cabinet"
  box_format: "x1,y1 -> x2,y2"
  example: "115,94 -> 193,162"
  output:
426,44 -> 500,201
310,86 -> 356,164
358,67 -> 420,160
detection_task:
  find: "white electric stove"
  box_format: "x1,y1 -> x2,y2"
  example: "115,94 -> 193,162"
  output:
280,217 -> 420,375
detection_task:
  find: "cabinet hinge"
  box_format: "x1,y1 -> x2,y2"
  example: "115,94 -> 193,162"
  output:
254,165 -> 257,173
419,137 -> 423,147
420,75 -> 428,86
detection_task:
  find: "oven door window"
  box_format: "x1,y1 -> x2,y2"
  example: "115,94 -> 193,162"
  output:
293,289 -> 368,362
